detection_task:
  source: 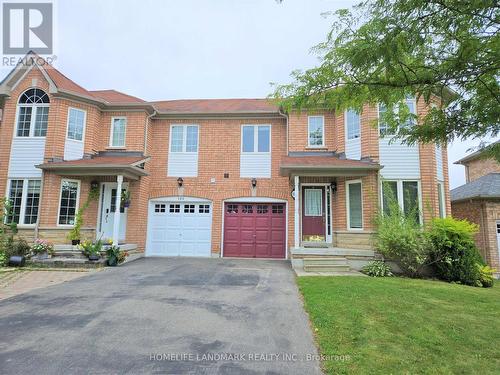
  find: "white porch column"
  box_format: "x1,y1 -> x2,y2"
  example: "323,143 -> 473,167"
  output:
112,175 -> 123,246
294,175 -> 300,249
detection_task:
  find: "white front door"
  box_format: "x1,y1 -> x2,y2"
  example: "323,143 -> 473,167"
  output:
98,183 -> 127,242
146,200 -> 212,257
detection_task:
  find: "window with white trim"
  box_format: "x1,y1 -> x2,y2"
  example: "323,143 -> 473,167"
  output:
16,88 -> 50,137
6,179 -> 41,225
58,180 -> 79,225
381,179 -> 421,224
67,108 -> 86,141
378,97 -> 416,136
110,118 -> 127,147
308,116 -> 324,147
437,182 -> 446,218
346,110 -> 360,139
170,125 -> 199,152
304,189 -> 322,216
242,125 -> 270,153
347,181 -> 363,229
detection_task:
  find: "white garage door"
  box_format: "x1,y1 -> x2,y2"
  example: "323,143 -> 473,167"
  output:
146,200 -> 212,257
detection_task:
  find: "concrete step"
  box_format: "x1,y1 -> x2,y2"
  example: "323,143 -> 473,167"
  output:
303,257 -> 348,266
292,247 -> 376,258
303,264 -> 351,272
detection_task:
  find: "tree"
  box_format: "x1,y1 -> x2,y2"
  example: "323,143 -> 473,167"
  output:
271,0 -> 500,160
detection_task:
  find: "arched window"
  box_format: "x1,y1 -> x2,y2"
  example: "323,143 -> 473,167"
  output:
16,88 -> 50,137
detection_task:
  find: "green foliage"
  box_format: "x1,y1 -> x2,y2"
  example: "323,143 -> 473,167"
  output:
374,195 -> 429,277
79,239 -> 103,257
31,239 -> 55,256
478,265 -> 495,288
427,217 -> 485,286
67,184 -> 100,241
0,198 -> 18,256
362,260 -> 393,277
7,238 -> 31,257
271,0 -> 499,160
0,251 -> 7,266
106,245 -> 127,266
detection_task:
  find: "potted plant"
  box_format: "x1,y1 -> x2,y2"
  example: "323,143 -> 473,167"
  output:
31,239 -> 55,259
79,239 -> 103,261
106,244 -> 127,266
121,190 -> 131,208
67,208 -> 83,245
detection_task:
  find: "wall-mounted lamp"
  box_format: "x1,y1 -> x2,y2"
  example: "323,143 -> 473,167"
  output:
251,178 -> 257,188
90,181 -> 99,191
177,177 -> 184,187
330,181 -> 337,194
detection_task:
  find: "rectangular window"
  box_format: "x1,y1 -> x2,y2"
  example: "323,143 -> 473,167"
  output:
438,182 -> 446,218
155,204 -> 166,213
257,205 -> 268,214
33,107 -> 49,137
58,180 -> 79,225
67,108 -> 86,141
226,204 -> 238,214
6,179 -> 41,225
111,118 -> 127,147
379,98 -> 416,136
304,189 -> 322,216
16,107 -> 32,137
403,181 -> 419,222
272,205 -> 284,214
241,125 -> 270,153
198,204 -> 210,214
24,180 -> 41,224
8,180 -> 24,223
169,204 -> 180,213
347,181 -> 362,229
308,116 -> 324,147
346,110 -> 360,140
382,181 -> 398,215
184,204 -> 195,213
170,125 -> 198,152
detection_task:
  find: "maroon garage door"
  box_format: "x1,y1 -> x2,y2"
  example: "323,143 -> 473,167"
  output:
223,203 -> 286,258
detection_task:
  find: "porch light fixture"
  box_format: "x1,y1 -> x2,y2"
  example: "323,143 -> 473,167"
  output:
251,178 -> 257,188
330,181 -> 337,194
90,181 -> 99,190
177,177 -> 183,187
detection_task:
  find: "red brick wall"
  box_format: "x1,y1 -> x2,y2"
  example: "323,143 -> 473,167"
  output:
288,111 -> 337,152
464,157 -> 500,182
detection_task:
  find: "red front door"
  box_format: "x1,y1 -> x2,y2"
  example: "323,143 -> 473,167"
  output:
302,187 -> 325,241
223,203 -> 286,258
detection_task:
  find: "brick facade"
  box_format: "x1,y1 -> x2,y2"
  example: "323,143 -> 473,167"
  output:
0,63 -> 451,257
465,157 -> 500,183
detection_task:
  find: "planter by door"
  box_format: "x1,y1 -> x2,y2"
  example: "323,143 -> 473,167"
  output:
302,187 -> 326,242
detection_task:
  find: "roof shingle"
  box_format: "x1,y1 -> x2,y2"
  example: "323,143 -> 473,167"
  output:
450,173 -> 500,202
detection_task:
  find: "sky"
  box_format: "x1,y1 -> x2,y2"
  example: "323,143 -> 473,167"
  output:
1,0 -> 495,188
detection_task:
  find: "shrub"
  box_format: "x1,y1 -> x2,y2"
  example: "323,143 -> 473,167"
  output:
427,217 -> 484,287
362,261 -> 393,277
374,199 -> 430,277
106,244 -> 127,266
477,265 -> 495,288
0,251 -> 7,267
6,238 -> 31,257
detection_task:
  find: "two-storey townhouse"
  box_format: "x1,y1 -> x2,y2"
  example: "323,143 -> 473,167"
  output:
0,54 -> 450,270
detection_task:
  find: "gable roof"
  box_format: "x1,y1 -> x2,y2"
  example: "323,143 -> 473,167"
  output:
455,139 -> 500,165
89,90 -> 145,103
450,173 -> 500,202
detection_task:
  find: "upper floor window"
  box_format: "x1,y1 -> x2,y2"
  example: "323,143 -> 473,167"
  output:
378,97 -> 416,137
308,116 -> 324,147
110,117 -> 127,147
16,88 -> 50,137
67,108 -> 86,141
346,110 -> 360,140
242,125 -> 270,153
170,125 -> 199,152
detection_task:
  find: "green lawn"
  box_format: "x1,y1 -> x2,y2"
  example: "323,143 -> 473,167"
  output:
297,277 -> 500,375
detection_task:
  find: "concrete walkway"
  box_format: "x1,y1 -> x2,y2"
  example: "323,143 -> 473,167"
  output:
0,258 -> 321,374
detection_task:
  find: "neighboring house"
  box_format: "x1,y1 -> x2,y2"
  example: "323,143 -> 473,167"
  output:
451,141 -> 500,273
0,53 -> 450,269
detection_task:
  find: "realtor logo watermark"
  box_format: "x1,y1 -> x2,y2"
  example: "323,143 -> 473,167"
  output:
1,0 -> 57,65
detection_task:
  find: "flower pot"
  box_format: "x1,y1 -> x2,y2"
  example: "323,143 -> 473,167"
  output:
35,252 -> 49,260
123,201 -> 130,208
107,256 -> 118,267
88,254 -> 100,261
71,239 -> 80,246
8,255 -> 25,267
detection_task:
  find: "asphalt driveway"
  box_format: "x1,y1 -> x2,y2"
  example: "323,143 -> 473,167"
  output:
0,258 -> 321,374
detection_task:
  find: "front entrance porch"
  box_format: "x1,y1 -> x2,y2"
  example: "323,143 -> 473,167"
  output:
280,152 -> 382,274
